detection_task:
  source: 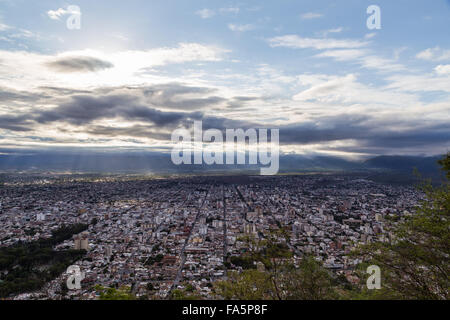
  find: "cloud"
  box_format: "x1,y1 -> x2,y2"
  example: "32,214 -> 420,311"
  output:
14,82 -> 228,127
276,113 -> 450,158
1,76 -> 449,156
316,49 -> 405,72
0,81 -> 236,132
47,6 -> 80,20
0,23 -> 11,31
268,35 -> 368,50
385,73 -> 450,93
45,56 -> 114,73
319,27 -> 343,37
196,7 -> 240,19
0,79 -> 263,144
0,21 -> 40,43
360,125 -> 450,149
435,64 -> 450,75
293,74 -> 416,106
84,124 -> 172,141
34,93 -> 204,126
0,24 -> 448,157
0,114 -> 33,132
37,86 -> 92,96
220,7 -> 240,14
138,83 -> 226,110
228,24 -> 255,32
328,27 -> 343,33
47,8 -> 69,20
196,8 -> 215,19
315,49 -> 367,61
0,44 -> 227,88
279,115 -> 370,145
357,55 -> 405,72
300,12 -> 323,20
364,32 -> 377,39
0,86 -> 48,102
274,113 -> 450,155
416,47 -> 450,62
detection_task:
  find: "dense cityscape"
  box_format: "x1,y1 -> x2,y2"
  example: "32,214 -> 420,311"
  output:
0,173 -> 424,300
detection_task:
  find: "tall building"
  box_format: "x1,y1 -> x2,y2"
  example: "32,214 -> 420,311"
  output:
212,220 -> 223,228
105,245 -> 113,257
73,232 -> 89,251
199,224 -> 208,235
244,222 -> 257,234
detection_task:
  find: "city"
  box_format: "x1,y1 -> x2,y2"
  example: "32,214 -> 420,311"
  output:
0,173 -> 424,300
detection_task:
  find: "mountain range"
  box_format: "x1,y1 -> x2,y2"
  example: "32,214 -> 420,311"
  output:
0,149 -> 445,180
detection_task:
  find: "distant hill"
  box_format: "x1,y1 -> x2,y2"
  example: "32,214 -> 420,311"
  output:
0,148 -> 444,179
364,155 -> 443,174
279,155 -> 362,171
362,155 -> 445,185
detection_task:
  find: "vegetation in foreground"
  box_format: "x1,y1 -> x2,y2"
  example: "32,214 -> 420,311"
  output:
0,224 -> 88,298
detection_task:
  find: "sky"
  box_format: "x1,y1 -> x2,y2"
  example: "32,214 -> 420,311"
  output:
0,0 -> 449,159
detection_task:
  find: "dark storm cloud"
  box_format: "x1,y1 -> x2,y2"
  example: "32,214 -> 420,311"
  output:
45,56 -> 114,73
83,115 -> 258,141
35,94 -> 137,125
139,83 -> 226,110
38,86 -> 93,96
360,124 -> 450,148
200,116 -> 256,131
0,86 -> 48,102
81,83 -> 228,111
0,83 -> 227,131
226,96 -> 261,109
318,128 -> 450,155
277,116 -> 450,154
122,105 -> 203,126
278,114 -> 371,144
85,125 -> 172,141
141,83 -> 214,96
233,96 -> 260,102
0,115 -> 34,132
34,93 -> 204,126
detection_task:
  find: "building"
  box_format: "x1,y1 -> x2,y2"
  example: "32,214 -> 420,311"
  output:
74,232 -> 89,251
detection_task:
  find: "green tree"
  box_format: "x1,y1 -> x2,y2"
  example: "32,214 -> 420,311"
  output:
215,269 -> 272,300
215,231 -> 340,300
282,255 -> 338,300
438,152 -> 450,180
96,285 -> 136,300
169,288 -> 201,300
185,283 -> 195,292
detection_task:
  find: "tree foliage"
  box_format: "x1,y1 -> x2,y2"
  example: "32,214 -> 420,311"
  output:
0,224 -> 88,298
169,288 -> 201,300
95,285 -> 136,300
215,230 -> 340,300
